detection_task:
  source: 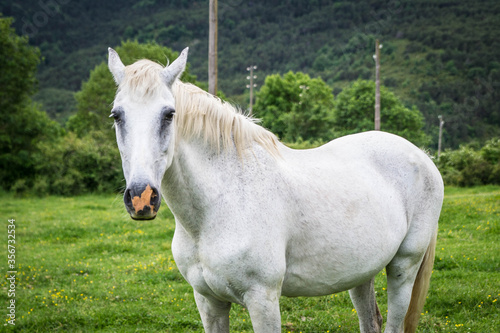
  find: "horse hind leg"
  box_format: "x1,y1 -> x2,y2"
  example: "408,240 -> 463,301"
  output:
349,277 -> 383,333
384,230 -> 437,333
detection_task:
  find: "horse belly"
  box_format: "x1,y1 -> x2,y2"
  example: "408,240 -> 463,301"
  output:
281,253 -> 387,297
281,233 -> 399,297
280,186 -> 407,297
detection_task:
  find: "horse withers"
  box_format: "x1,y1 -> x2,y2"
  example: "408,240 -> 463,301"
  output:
107,47 -> 443,333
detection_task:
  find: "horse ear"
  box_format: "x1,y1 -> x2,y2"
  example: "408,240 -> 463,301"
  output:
162,47 -> 189,87
108,47 -> 125,85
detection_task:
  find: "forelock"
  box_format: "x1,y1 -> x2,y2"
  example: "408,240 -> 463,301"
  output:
118,60 -> 167,101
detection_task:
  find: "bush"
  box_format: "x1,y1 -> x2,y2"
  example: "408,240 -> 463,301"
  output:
481,138 -> 500,184
481,138 -> 500,164
32,131 -> 123,196
437,138 -> 500,186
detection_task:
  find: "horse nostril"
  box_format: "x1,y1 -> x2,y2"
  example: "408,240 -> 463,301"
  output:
124,188 -> 134,209
150,187 -> 160,206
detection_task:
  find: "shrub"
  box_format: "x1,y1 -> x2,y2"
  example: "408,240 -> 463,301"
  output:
437,138 -> 500,186
33,131 -> 123,196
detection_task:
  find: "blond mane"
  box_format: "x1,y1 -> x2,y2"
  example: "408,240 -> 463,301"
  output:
119,59 -> 280,158
172,82 -> 279,157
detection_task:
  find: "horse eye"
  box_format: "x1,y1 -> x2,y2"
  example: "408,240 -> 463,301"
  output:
109,110 -> 122,122
163,108 -> 175,122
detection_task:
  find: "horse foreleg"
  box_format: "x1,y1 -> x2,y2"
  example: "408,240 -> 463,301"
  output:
349,277 -> 383,333
244,287 -> 282,333
194,291 -> 231,333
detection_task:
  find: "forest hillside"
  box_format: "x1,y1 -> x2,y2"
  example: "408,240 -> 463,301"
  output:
2,0 -> 499,149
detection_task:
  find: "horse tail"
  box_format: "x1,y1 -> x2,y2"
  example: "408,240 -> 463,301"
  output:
404,230 -> 437,333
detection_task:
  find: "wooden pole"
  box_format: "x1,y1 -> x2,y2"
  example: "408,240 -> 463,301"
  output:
246,65 -> 257,116
375,39 -> 381,131
208,0 -> 217,95
249,66 -> 254,115
438,115 -> 444,159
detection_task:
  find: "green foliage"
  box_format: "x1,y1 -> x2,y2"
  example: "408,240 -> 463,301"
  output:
285,138 -> 326,150
31,131 -> 123,196
67,40 -> 198,137
480,138 -> 500,164
33,88 -> 77,125
437,138 -> 500,187
0,16 -> 62,190
4,0 -> 500,148
334,79 -> 429,146
0,16 -> 39,105
254,71 -> 335,142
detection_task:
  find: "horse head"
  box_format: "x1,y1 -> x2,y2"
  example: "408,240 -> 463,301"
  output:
108,47 -> 188,220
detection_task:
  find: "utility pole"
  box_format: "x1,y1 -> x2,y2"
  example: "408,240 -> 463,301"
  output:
438,115 -> 444,159
374,39 -> 382,131
246,65 -> 257,116
208,0 -> 217,95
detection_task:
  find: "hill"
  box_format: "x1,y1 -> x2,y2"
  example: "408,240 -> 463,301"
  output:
1,0 -> 499,148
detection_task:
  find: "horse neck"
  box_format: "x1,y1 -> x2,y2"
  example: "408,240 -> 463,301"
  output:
161,136 -> 247,233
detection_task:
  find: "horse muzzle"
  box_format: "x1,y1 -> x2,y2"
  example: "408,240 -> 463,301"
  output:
124,183 -> 161,220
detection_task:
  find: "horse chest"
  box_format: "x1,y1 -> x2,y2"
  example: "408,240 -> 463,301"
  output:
172,227 -> 272,305
171,235 -> 219,298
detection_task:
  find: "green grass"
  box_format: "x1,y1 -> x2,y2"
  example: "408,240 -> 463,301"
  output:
1,187 -> 499,332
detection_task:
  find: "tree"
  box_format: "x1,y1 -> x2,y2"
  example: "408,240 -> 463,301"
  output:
254,71 -> 335,142
67,40 -> 199,137
0,16 -> 61,190
334,79 -> 429,146
32,131 -> 122,195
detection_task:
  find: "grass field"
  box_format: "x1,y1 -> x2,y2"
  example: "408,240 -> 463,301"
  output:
1,186 -> 499,332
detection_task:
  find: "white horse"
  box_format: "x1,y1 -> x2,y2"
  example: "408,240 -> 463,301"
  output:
108,47 -> 443,333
